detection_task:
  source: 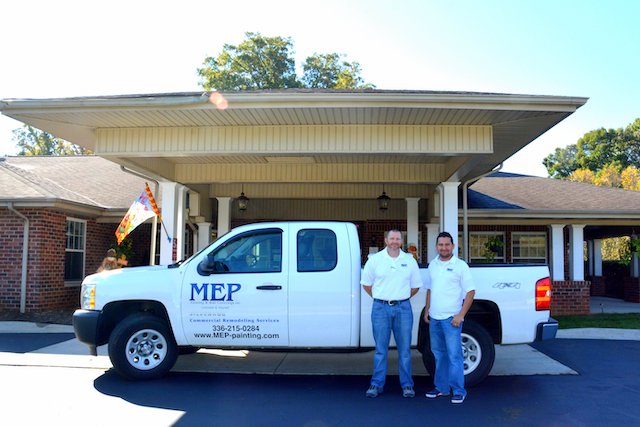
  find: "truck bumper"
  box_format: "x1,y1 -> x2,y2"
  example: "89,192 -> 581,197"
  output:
535,317 -> 558,341
72,309 -> 104,355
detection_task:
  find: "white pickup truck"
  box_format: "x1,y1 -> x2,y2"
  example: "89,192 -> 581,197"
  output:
73,221 -> 558,384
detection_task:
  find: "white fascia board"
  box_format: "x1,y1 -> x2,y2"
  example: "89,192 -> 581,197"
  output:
216,92 -> 589,113
2,91 -> 588,114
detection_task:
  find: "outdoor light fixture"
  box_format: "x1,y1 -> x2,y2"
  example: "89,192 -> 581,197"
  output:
237,185 -> 249,211
377,185 -> 390,211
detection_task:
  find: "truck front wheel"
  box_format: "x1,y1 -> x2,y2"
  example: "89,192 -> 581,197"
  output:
108,314 -> 178,380
421,319 -> 495,387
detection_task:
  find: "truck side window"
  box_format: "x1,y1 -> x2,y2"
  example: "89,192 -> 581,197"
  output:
209,230 -> 282,273
297,229 -> 337,272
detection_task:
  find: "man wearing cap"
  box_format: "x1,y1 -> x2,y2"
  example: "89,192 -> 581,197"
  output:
361,229 -> 423,398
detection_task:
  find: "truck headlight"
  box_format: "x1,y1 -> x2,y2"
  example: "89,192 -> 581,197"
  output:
81,283 -> 96,310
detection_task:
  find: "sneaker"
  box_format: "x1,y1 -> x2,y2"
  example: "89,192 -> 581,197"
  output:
425,388 -> 449,399
402,386 -> 415,398
451,394 -> 466,404
366,385 -> 382,398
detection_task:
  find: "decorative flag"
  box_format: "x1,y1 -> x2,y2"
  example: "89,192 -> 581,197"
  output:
115,183 -> 161,245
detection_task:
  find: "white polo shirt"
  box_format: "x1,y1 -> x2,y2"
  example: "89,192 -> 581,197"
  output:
426,255 -> 475,320
361,248 -> 423,300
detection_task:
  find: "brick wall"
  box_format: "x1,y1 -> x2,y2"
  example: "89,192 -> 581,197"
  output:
623,277 -> 640,303
551,280 -> 591,315
590,276 -> 606,296
0,209 -> 76,311
0,208 -> 156,313
0,209 -> 27,310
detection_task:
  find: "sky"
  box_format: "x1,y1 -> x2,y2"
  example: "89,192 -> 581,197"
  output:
1,0 -> 638,177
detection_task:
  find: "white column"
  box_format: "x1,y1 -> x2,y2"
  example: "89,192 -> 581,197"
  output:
593,239 -> 603,276
197,222 -> 212,250
217,197 -> 232,237
439,182 -> 460,247
569,224 -> 586,281
160,182 -> 178,265
406,197 -> 420,254
426,223 -> 440,263
188,190 -> 200,217
586,240 -> 594,276
549,224 -> 566,281
632,235 -> 640,278
175,186 -> 188,261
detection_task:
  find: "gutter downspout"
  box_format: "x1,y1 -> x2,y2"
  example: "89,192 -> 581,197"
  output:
462,163 -> 503,262
7,203 -> 29,313
120,166 -> 159,266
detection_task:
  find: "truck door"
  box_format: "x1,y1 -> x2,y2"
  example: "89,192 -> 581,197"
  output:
182,227 -> 289,347
288,224 -> 353,347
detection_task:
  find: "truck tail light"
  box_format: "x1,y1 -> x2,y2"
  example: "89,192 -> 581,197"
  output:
536,277 -> 551,311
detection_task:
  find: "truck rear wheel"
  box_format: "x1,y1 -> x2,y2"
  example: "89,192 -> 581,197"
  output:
108,314 -> 178,380
421,319 -> 495,387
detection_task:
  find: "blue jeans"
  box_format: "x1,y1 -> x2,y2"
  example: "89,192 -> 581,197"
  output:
429,317 -> 466,397
371,299 -> 413,388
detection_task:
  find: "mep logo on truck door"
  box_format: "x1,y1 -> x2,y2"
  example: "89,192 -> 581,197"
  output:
189,283 -> 241,301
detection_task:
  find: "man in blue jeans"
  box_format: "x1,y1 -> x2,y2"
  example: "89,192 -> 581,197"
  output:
424,231 -> 475,404
361,229 -> 422,398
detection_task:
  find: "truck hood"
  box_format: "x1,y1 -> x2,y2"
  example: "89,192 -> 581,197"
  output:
83,265 -> 171,285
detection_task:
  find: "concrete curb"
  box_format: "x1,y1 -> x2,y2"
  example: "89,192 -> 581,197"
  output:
0,322 -> 74,333
556,328 -> 640,341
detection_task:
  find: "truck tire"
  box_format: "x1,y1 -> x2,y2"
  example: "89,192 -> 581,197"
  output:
421,319 -> 495,388
108,314 -> 178,380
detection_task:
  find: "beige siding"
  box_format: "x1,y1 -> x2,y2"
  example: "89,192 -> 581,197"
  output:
231,199 -> 413,221
176,163 -> 445,184
95,125 -> 492,155
208,183 -> 430,199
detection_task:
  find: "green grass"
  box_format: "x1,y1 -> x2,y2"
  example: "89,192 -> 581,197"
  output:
555,313 -> 640,329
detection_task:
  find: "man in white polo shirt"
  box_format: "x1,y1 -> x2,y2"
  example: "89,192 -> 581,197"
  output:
424,231 -> 475,404
361,229 -> 423,398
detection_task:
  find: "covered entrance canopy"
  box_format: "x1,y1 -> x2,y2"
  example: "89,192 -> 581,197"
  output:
1,89 -> 588,263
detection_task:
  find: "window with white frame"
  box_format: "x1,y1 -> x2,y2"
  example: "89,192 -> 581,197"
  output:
512,232 -> 547,264
468,232 -> 505,263
65,218 -> 86,283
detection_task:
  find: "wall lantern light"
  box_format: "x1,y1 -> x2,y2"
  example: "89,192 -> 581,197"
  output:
237,185 -> 249,211
377,185 -> 390,211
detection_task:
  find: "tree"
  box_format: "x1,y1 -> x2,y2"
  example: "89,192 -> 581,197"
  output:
198,32 -> 374,91
301,53 -> 374,89
543,118 -> 640,178
198,32 -> 299,91
594,163 -> 622,187
568,168 -> 595,184
621,165 -> 640,191
13,125 -> 92,156
542,144 -> 579,178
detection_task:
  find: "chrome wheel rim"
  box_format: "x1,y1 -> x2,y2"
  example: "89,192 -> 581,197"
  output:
461,332 -> 482,374
125,328 -> 168,371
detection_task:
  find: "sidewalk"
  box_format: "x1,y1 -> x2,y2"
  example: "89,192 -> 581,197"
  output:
590,296 -> 640,314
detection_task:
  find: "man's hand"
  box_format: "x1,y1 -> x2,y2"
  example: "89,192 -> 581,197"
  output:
451,314 -> 464,328
423,311 -> 430,323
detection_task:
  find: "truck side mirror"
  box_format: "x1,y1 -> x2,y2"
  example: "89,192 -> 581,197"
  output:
197,254 -> 229,276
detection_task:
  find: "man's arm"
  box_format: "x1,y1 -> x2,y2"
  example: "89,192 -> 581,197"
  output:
452,290 -> 475,327
423,289 -> 431,323
362,284 -> 373,298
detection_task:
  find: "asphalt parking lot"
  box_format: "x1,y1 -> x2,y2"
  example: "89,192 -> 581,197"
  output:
0,321 -> 639,426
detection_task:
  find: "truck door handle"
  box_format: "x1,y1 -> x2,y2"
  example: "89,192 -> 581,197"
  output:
256,285 -> 282,290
